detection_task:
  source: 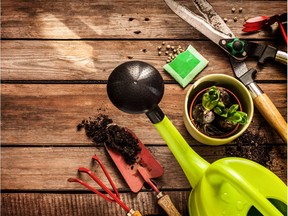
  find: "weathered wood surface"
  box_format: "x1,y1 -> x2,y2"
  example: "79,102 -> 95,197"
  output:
1,84 -> 286,145
1,146 -> 287,191
1,0 -> 287,215
1,192 -> 191,216
1,0 -> 287,39
1,40 -> 287,81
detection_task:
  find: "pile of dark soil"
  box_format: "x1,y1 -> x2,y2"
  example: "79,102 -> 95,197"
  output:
77,114 -> 141,165
226,131 -> 271,167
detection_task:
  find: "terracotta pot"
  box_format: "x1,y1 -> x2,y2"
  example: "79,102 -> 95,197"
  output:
183,74 -> 254,145
189,86 -> 242,138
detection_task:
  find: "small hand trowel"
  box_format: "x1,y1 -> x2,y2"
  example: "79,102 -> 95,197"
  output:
105,127 -> 163,193
106,128 -> 181,216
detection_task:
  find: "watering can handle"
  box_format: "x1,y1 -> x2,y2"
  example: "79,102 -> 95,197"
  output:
206,164 -> 284,216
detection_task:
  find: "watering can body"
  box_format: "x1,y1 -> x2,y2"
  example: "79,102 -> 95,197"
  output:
153,116 -> 287,216
188,158 -> 287,216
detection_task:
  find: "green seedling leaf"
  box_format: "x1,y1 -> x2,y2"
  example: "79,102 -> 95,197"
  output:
197,86 -> 248,135
227,111 -> 248,125
228,104 -> 239,114
213,106 -> 228,117
202,86 -> 220,110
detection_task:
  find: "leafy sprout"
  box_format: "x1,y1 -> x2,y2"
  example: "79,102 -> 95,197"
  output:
202,86 -> 248,125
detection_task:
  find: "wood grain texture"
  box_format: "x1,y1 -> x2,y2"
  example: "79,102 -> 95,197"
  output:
254,93 -> 287,142
1,146 -> 286,191
1,83 -> 286,145
1,0 -> 287,39
1,192 -> 190,216
1,40 -> 287,81
1,0 -> 287,215
157,194 -> 182,216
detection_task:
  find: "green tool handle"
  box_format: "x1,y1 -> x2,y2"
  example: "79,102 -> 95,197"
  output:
153,115 -> 209,188
207,164 -> 284,216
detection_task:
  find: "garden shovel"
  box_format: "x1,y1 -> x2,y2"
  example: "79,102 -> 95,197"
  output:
106,128 -> 181,216
105,127 -> 163,193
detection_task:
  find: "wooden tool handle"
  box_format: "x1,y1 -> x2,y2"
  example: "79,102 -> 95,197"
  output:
275,50 -> 287,65
157,194 -> 181,216
254,93 -> 287,142
128,210 -> 142,216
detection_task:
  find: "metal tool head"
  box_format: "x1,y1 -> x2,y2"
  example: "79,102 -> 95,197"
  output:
164,0 -> 251,81
105,128 -> 164,193
164,0 -> 234,43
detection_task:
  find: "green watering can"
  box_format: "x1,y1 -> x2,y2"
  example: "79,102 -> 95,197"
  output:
107,61 -> 287,216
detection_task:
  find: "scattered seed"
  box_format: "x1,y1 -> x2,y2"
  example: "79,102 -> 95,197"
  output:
157,43 -> 186,63
231,7 -> 236,13
234,17 -> 237,22
224,18 -> 228,22
239,7 -> 243,13
244,16 -> 249,21
141,48 -> 147,53
127,56 -> 133,59
144,17 -> 150,21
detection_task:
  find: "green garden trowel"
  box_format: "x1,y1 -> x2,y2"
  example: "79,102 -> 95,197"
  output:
107,61 -> 287,216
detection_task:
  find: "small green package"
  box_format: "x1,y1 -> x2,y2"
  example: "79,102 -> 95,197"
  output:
163,45 -> 208,88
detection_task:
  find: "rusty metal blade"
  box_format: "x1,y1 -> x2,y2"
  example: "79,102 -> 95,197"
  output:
164,0 -> 234,44
193,0 -> 234,37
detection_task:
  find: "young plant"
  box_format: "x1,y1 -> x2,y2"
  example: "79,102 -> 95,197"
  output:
202,86 -> 248,125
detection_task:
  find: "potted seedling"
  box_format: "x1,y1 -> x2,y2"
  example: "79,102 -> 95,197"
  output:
183,74 -> 254,145
190,86 -> 248,138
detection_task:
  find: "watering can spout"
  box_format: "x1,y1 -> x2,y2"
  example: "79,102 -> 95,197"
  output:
149,107 -> 210,188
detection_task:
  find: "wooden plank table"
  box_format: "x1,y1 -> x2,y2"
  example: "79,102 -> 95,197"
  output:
1,0 -> 287,215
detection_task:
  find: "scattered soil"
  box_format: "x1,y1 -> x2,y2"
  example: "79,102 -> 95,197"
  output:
225,131 -> 271,167
77,114 -> 141,165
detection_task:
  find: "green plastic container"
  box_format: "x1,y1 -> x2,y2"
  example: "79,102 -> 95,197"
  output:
154,116 -> 287,216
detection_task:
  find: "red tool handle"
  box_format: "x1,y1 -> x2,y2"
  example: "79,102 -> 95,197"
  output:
277,20 -> 287,45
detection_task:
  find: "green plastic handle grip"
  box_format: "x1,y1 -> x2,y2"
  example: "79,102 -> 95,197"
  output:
206,163 -> 285,216
153,115 -> 209,188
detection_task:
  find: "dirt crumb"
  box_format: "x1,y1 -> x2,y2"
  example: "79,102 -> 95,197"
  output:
226,131 -> 271,167
77,114 -> 141,165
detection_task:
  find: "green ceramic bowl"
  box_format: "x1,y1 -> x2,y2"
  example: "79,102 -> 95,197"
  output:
183,74 -> 254,145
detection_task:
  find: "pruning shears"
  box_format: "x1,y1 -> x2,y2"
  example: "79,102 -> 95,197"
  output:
164,0 -> 288,142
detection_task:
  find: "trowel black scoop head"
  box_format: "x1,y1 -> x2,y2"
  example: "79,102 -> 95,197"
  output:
107,61 -> 164,114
